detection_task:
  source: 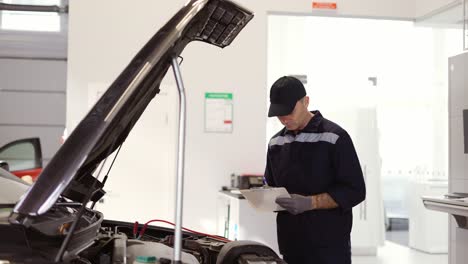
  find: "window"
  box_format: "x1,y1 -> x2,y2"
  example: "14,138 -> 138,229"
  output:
1,0 -> 62,32
0,141 -> 36,171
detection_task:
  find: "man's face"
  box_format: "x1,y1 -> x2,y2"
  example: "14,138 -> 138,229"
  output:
277,97 -> 309,131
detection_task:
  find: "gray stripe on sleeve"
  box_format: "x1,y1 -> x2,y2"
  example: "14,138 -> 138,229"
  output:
269,132 -> 339,147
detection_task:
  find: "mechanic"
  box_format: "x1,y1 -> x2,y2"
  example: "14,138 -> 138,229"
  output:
264,76 -> 366,264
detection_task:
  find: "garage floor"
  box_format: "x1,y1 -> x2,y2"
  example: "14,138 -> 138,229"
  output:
352,240 -> 448,264
386,230 -> 409,247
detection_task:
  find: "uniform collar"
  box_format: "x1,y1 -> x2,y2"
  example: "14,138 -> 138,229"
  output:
284,110 -> 323,135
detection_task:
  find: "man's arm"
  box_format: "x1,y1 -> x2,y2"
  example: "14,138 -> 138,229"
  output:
311,193 -> 338,209
327,132 -> 366,211
264,149 -> 277,187
276,193 -> 338,215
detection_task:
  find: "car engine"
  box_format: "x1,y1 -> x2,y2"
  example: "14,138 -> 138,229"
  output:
72,220 -> 286,264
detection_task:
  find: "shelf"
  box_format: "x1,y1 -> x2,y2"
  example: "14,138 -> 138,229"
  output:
422,196 -> 468,229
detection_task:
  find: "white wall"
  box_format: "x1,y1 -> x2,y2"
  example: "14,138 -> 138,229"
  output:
67,0 -> 268,232
67,0 -> 421,233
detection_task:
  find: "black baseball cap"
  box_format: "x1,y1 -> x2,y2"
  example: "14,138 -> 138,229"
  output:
268,76 -> 306,117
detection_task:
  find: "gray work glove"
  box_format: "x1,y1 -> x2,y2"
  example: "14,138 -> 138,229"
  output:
275,194 -> 313,215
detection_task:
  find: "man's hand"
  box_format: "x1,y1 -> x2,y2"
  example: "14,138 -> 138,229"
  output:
275,194 -> 313,215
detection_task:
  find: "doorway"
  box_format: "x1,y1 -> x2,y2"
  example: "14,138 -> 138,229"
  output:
267,14 -> 461,259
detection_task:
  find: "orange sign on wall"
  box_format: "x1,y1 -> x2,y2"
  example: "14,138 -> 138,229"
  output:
312,2 -> 337,10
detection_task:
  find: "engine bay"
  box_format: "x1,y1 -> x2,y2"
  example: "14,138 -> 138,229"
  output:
75,220 -> 285,264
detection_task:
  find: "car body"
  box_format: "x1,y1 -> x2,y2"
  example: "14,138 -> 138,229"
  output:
0,1 -> 285,263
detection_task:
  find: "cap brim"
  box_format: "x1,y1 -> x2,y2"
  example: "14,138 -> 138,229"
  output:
268,103 -> 295,117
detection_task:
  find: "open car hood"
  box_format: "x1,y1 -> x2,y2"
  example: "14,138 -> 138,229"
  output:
12,0 -> 253,219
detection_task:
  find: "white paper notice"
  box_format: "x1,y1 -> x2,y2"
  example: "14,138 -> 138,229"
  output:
205,92 -> 233,133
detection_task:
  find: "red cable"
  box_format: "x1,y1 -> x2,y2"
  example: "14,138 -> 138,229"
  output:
137,219 -> 230,243
133,221 -> 139,238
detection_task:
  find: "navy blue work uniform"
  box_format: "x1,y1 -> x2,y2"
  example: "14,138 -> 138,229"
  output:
265,111 -> 366,264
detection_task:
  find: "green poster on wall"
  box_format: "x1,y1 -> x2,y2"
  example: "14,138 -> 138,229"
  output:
204,92 -> 233,133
